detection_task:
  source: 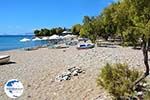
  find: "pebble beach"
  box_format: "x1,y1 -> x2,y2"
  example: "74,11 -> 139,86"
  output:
0,46 -> 147,100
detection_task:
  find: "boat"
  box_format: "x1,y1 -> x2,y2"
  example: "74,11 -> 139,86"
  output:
20,38 -> 30,42
77,43 -> 95,49
0,55 -> 10,64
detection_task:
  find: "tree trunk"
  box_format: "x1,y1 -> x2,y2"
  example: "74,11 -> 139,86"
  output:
143,38 -> 150,76
132,36 -> 149,87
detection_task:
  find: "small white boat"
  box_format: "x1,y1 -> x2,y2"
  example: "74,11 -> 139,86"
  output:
77,43 -> 95,49
32,37 -> 41,41
20,38 -> 30,42
0,55 -> 10,64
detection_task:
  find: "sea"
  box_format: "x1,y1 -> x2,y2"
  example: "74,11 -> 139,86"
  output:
0,35 -> 48,51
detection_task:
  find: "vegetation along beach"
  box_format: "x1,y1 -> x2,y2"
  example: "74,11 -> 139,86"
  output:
1,0 -> 150,100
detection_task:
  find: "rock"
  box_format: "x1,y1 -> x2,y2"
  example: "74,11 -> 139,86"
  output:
68,67 -> 76,72
72,70 -> 79,76
55,76 -> 62,82
82,70 -> 86,74
28,95 -> 31,98
134,84 -> 143,92
137,91 -> 143,96
63,50 -> 66,52
139,83 -> 143,86
27,84 -> 31,87
63,71 -> 71,76
76,68 -> 82,73
143,83 -> 147,87
55,66 -> 85,82
62,75 -> 70,80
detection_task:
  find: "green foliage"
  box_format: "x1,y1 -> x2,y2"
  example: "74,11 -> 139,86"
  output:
34,27 -> 66,36
97,63 -> 141,99
34,0 -> 150,45
55,27 -> 64,35
79,16 -> 98,43
71,24 -> 82,35
122,27 -> 141,46
78,0 -> 150,45
83,16 -> 92,24
34,30 -> 39,34
41,28 -> 50,36
144,91 -> 150,100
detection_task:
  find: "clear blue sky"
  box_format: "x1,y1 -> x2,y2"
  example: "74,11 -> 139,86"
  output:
0,0 -> 115,35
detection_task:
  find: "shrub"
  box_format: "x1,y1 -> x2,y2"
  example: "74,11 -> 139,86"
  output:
143,91 -> 150,100
96,63 -> 142,99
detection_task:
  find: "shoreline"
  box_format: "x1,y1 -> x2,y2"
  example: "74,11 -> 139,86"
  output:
0,35 -> 49,52
0,46 -> 146,100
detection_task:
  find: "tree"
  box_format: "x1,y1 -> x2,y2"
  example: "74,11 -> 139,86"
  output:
103,0 -> 150,88
55,27 -> 64,35
128,0 -> 150,86
83,16 -> 91,24
101,3 -> 118,39
34,30 -> 40,36
71,24 -> 82,35
33,27 -> 68,36
42,28 -> 50,36
80,22 -> 97,43
50,28 -> 57,35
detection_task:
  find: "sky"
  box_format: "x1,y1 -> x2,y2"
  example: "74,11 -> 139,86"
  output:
0,0 -> 115,35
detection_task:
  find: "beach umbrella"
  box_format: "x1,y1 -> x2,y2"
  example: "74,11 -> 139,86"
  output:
59,36 -> 64,39
62,31 -> 72,34
32,37 -> 42,41
20,38 -> 31,42
64,35 -> 76,39
42,37 -> 49,40
49,35 -> 60,40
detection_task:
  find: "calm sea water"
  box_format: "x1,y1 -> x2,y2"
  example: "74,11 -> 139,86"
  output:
0,35 -> 48,51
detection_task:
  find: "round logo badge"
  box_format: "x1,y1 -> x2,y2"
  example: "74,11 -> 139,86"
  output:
4,79 -> 24,98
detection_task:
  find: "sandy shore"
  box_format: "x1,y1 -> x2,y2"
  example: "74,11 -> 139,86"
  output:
0,46 -> 147,100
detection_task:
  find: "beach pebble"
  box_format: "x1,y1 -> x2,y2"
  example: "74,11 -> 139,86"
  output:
53,92 -> 57,96
28,95 -> 31,98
